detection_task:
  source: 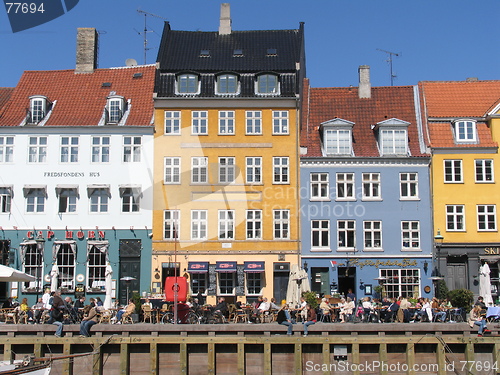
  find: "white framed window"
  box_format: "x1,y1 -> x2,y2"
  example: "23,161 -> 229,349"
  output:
246,157 -> 262,184
25,188 -> 46,213
120,187 -> 140,213
219,111 -> 235,135
219,157 -> 235,183
28,96 -> 49,124
400,173 -> 419,200
246,111 -> 262,135
454,120 -> 477,143
401,221 -> 420,250
58,188 -> 77,213
192,157 -> 208,183
246,273 -> 262,295
446,205 -> 465,231
164,210 -> 180,240
22,242 -> 43,292
191,210 -> 207,240
177,74 -> 199,94
89,188 -> 109,213
311,220 -> 330,249
477,205 -> 496,231
60,136 -> 79,163
123,136 -> 141,163
216,74 -> 238,95
338,220 -> 355,250
324,129 -> 352,155
475,159 -> 494,183
28,136 -> 47,163
164,157 -> 181,184
362,173 -> 381,200
444,160 -> 462,183
310,173 -> 329,200
256,74 -> 279,95
273,157 -> 289,184
0,136 -> 14,163
54,242 -> 76,290
192,111 -> 208,135
190,273 -> 207,295
218,272 -> 235,295
218,210 -> 235,240
364,221 -> 382,250
336,173 -> 354,200
106,96 -> 126,124
380,269 -> 420,299
91,136 -> 110,163
273,210 -> 290,240
246,210 -> 262,240
0,187 -> 11,213
380,129 -> 407,155
87,243 -> 107,291
272,111 -> 289,134
165,111 -> 181,135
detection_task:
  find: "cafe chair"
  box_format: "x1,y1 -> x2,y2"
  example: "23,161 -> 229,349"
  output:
142,305 -> 154,323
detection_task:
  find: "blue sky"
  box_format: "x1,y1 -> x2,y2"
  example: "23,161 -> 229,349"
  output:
0,0 -> 499,88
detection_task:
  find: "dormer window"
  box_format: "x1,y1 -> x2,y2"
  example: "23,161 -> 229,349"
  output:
106,95 -> 126,124
176,73 -> 200,95
453,119 -> 477,143
27,95 -> 50,124
375,118 -> 410,156
216,74 -> 239,95
256,74 -> 279,95
320,118 -> 354,156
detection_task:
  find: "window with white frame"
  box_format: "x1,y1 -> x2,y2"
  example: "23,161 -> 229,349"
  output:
218,272 -> 235,295
91,136 -> 110,163
400,173 -> 419,199
364,221 -> 382,250
475,159 -> 494,183
336,173 -> 354,200
454,120 -> 477,143
310,173 -> 329,200
273,157 -> 289,184
192,111 -> 208,135
28,136 -> 47,163
246,157 -> 262,184
120,187 -> 140,213
28,96 -> 49,124
218,210 -> 235,240
164,210 -> 180,240
177,74 -> 199,94
87,243 -> 107,290
106,96 -> 125,124
58,188 -> 77,213
444,160 -> 462,183
362,173 -> 381,200
89,188 -> 109,213
273,210 -> 290,240
0,136 -> 14,163
60,136 -> 79,163
246,273 -> 262,295
380,269 -> 420,299
219,111 -> 235,134
216,74 -> 238,95
0,187 -> 12,213
273,111 -> 289,134
477,205 -> 496,231
192,157 -> 208,183
338,220 -> 355,250
380,129 -> 407,155
164,157 -> 181,184
256,74 -> 279,95
26,188 -> 45,213
55,242 -> 76,290
191,210 -> 207,240
123,136 -> 141,163
311,220 -> 330,249
165,111 -> 181,134
190,273 -> 207,294
246,210 -> 262,240
22,242 -> 43,292
401,221 -> 420,250
219,157 -> 235,183
246,111 -> 262,135
446,205 -> 465,231
324,129 -> 352,155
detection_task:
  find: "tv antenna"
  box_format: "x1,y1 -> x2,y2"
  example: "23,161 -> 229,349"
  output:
377,48 -> 400,86
136,9 -> 167,65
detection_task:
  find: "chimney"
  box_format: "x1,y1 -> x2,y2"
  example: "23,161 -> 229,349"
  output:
75,28 -> 98,74
219,3 -> 232,35
358,65 -> 371,99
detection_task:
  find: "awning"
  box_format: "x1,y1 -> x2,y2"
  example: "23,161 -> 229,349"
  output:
188,262 -> 209,274
118,185 -> 142,198
479,256 -> 500,263
216,261 -> 237,273
87,184 -> 111,197
55,185 -> 79,196
23,185 -> 46,197
244,261 -> 265,273
0,185 -> 13,195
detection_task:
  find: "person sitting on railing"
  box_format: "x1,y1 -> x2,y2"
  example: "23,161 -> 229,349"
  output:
469,305 -> 490,337
277,304 -> 295,335
79,305 -> 99,337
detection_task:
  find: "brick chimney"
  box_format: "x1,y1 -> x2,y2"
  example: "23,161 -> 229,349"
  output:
358,65 -> 371,99
75,28 -> 98,74
219,3 -> 232,35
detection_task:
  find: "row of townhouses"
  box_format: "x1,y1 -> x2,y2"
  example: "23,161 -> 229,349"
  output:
0,4 -> 498,305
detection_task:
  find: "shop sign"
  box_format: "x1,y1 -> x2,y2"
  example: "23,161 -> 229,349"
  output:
484,247 -> 500,255
335,258 -> 418,269
26,230 -> 105,240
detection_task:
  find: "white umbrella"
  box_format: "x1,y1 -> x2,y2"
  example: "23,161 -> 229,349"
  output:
479,262 -> 494,306
104,263 -> 113,309
0,264 -> 36,282
50,265 -> 59,292
285,264 -> 310,308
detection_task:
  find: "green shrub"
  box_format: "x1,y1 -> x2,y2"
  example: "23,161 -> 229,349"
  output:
436,279 -> 448,300
302,291 -> 318,309
447,288 -> 474,311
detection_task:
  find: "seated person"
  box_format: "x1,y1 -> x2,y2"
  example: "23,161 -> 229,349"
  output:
32,297 -> 45,324
269,298 -> 280,311
469,305 -> 490,337
384,298 -> 399,322
277,304 -> 295,335
18,297 -> 34,322
431,297 -> 446,322
339,297 -> 354,323
362,297 -> 376,322
319,298 -> 332,321
114,299 -> 136,323
213,297 -> 228,317
251,297 -> 270,322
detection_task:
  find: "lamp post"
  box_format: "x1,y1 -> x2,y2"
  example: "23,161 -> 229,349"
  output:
432,230 -> 444,298
120,276 -> 136,304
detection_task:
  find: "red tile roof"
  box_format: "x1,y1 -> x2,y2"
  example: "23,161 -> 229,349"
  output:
0,66 -> 156,127
0,88 -> 14,112
301,80 -> 427,157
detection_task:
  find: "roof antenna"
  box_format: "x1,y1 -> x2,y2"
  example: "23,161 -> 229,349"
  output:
136,9 -> 167,65
377,49 -> 400,86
